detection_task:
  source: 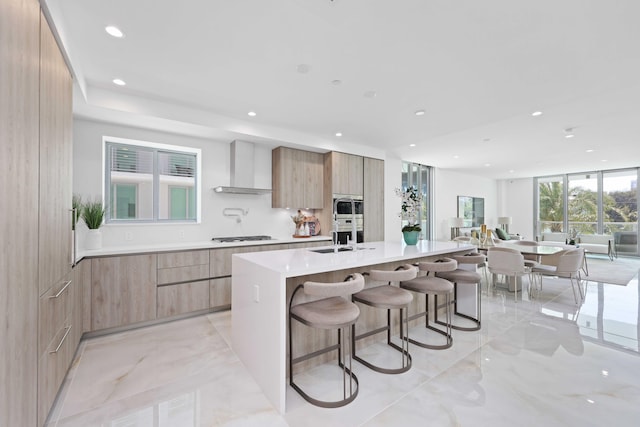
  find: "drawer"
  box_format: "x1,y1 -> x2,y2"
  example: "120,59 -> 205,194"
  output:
38,314 -> 75,426
39,272 -> 74,354
157,264 -> 210,285
157,280 -> 210,318
157,250 -> 209,269
210,277 -> 232,309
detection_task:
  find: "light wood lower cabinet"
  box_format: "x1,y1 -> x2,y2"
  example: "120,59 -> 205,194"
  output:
91,254 -> 157,331
210,277 -> 232,309
157,281 -> 210,318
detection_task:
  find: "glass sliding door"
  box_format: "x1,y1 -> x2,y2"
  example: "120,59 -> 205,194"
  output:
401,162 -> 432,239
603,170 -> 638,255
568,172 -> 598,235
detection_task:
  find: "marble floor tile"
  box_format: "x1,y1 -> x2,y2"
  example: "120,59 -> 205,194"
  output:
47,259 -> 640,427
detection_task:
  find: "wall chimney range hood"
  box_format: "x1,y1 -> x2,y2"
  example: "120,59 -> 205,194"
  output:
213,140 -> 272,195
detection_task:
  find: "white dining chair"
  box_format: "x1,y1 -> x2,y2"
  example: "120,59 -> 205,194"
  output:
487,247 -> 528,302
531,248 -> 585,304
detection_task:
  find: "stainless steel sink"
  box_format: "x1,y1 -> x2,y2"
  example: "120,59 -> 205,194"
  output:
310,247 -> 354,254
309,247 -> 374,254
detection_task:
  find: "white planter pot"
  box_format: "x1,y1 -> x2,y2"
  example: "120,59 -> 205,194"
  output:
85,229 -> 102,250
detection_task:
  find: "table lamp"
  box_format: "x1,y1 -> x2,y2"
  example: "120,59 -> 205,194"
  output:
498,216 -> 512,234
450,217 -> 464,240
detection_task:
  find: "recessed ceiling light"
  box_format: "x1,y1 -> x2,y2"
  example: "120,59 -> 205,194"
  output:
509,169 -> 515,173
296,64 -> 311,74
363,90 -> 377,98
565,134 -> 575,139
586,149 -> 594,153
331,79 -> 342,86
335,132 -> 342,137
414,110 -> 425,116
453,155 -> 459,159
409,144 -> 416,147
483,138 -> 491,142
112,78 -> 126,86
247,111 -> 256,117
105,26 -> 124,38
531,111 -> 543,117
484,163 -> 491,167
601,159 -> 608,162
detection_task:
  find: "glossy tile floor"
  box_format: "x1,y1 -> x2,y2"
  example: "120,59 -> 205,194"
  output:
47,256 -> 640,426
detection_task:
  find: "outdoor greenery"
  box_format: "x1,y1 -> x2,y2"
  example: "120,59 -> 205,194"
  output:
539,180 -> 638,235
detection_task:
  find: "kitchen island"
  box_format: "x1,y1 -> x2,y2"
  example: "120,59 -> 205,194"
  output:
231,240 -> 474,413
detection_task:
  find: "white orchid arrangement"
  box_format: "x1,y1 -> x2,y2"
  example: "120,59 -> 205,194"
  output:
395,186 -> 423,232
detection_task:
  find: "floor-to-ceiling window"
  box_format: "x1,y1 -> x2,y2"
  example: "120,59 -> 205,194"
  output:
603,170 -> 638,255
537,175 -> 565,233
401,162 -> 433,239
535,168 -> 639,256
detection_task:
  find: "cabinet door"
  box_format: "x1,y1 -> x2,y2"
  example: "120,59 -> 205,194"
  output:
364,157 -> 385,242
210,277 -> 232,309
74,258 -> 92,334
91,255 -> 157,330
329,152 -> 363,196
1,1 -> 42,425
157,280 -> 210,318
38,8 -> 73,297
272,147 -> 324,209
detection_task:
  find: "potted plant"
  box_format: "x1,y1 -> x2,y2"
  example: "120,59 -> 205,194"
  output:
82,199 -> 105,250
396,186 -> 423,245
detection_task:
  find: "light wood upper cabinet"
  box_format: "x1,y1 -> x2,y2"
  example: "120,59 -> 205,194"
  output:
38,10 -> 73,297
364,157 -> 385,242
272,146 -> 324,209
91,255 -> 158,331
326,151 -> 364,196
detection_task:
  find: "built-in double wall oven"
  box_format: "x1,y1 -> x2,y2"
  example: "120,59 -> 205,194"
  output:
333,194 -> 364,244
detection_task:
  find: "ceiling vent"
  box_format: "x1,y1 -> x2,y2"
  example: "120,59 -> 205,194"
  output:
213,140 -> 272,195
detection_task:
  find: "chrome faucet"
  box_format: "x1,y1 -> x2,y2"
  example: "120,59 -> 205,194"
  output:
333,197 -> 358,252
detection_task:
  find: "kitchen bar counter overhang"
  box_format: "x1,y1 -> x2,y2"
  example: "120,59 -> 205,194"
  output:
231,240 -> 475,413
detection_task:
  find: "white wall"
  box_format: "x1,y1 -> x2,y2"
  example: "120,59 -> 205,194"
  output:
433,169 -> 498,241
73,118 -> 297,248
74,118 -> 507,249
497,177 -> 535,240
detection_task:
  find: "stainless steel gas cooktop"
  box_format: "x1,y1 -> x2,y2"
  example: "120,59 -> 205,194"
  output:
212,235 -> 272,243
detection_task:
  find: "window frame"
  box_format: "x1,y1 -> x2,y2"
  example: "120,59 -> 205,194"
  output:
103,136 -> 202,224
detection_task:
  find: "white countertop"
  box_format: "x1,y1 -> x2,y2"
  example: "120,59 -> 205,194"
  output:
234,240 -> 475,277
79,235 -> 332,258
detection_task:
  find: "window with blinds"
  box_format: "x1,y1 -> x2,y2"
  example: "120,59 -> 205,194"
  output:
104,138 -> 200,223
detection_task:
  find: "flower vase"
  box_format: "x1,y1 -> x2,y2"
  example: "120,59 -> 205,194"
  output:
402,230 -> 420,245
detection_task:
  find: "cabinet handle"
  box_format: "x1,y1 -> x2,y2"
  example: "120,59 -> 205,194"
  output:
49,326 -> 72,354
70,208 -> 77,266
49,280 -> 72,299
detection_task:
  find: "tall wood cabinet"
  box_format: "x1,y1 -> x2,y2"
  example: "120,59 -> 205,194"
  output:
272,146 -> 324,209
325,151 -> 364,196
364,157 -> 385,242
1,2 -> 74,425
36,9 -> 74,426
0,0 -> 41,425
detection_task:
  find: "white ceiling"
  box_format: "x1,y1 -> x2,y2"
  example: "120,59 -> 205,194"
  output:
45,0 -> 640,179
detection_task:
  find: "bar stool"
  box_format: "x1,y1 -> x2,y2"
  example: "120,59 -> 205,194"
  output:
351,264 -> 417,374
400,258 -> 457,350
289,273 -> 365,408
435,253 -> 484,331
